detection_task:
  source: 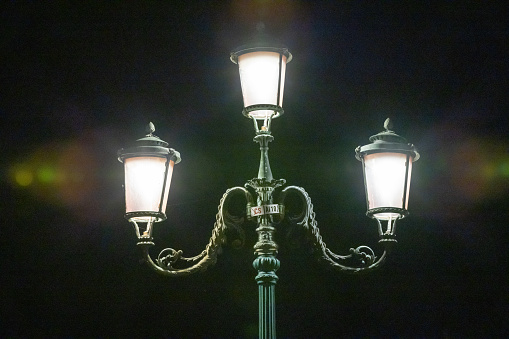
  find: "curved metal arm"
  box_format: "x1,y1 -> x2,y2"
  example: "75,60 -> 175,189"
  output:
135,186 -> 254,277
278,186 -> 388,273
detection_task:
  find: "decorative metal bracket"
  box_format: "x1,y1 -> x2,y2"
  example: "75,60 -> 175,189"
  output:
127,124 -> 398,339
133,186 -> 254,277
278,186 -> 388,273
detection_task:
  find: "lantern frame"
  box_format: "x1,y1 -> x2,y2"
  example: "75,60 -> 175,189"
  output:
355,119 -> 419,220
118,123 -> 181,223
230,44 -> 292,120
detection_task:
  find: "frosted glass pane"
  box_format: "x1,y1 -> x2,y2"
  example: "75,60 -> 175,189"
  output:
238,51 -> 287,120
364,153 -> 412,220
124,157 -> 174,221
160,160 -> 174,213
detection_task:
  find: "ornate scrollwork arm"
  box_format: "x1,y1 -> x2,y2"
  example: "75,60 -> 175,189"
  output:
278,186 -> 388,273
135,186 -> 254,277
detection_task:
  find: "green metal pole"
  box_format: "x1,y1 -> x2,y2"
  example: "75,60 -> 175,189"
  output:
254,133 -> 274,181
250,132 -> 281,339
253,249 -> 279,339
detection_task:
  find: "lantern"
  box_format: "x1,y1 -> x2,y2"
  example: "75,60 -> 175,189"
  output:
118,122 -> 181,224
356,119 -> 419,221
231,43 -> 292,121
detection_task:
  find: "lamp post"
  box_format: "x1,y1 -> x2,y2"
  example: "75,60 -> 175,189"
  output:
118,41 -> 419,339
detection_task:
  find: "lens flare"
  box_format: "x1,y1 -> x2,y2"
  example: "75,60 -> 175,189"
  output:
447,137 -> 508,202
14,168 -> 34,186
8,127 -> 124,222
37,166 -> 58,184
500,160 -> 509,177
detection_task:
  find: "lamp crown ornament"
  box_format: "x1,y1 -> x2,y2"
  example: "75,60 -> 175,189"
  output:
146,121 -> 156,135
368,118 -> 407,144
117,38 -> 419,339
130,122 -> 171,148
384,117 -> 393,131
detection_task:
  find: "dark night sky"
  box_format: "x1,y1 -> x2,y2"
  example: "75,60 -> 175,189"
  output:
1,1 -> 508,338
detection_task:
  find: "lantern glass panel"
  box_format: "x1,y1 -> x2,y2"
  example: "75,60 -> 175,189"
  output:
364,152 -> 412,220
124,156 -> 175,222
237,51 -> 287,119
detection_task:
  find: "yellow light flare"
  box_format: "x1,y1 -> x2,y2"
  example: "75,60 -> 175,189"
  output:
14,168 -> 34,187
500,159 -> 509,177
37,166 -> 58,184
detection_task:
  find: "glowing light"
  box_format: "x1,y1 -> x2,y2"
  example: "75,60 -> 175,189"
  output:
237,51 -> 287,119
6,127 -> 122,224
124,157 -> 175,222
363,152 -> 412,220
14,168 -> 34,186
37,166 -> 57,183
482,163 -> 497,179
499,160 -> 509,177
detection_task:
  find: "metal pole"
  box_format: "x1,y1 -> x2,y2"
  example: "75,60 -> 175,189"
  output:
253,225 -> 279,339
250,131 -> 280,338
254,134 -> 274,181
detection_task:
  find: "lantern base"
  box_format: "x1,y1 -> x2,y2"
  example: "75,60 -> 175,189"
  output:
125,211 -> 167,223
243,104 -> 284,120
136,237 -> 155,246
366,207 -> 409,220
379,234 -> 397,244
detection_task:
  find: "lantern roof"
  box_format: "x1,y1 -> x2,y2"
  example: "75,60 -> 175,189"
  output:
230,22 -> 292,64
368,118 -> 407,144
135,122 -> 169,147
118,122 -> 181,164
356,118 -> 420,161
230,45 -> 292,64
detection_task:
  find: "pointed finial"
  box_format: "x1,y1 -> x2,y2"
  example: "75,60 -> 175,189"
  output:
146,122 -> 155,135
383,118 -> 393,131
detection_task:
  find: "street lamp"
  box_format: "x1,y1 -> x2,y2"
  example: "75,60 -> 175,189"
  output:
118,41 -> 419,338
356,118 -> 419,244
230,42 -> 291,124
118,122 -> 181,237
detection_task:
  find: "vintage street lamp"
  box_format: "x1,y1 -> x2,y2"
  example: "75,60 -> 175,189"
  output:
230,42 -> 291,126
118,40 -> 419,339
118,122 -> 181,238
356,118 -> 419,244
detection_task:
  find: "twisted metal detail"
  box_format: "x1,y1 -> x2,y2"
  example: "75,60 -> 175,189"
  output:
136,186 -> 253,277
278,186 -> 388,273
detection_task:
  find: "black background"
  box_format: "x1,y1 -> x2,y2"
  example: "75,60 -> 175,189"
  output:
1,1 -> 508,337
